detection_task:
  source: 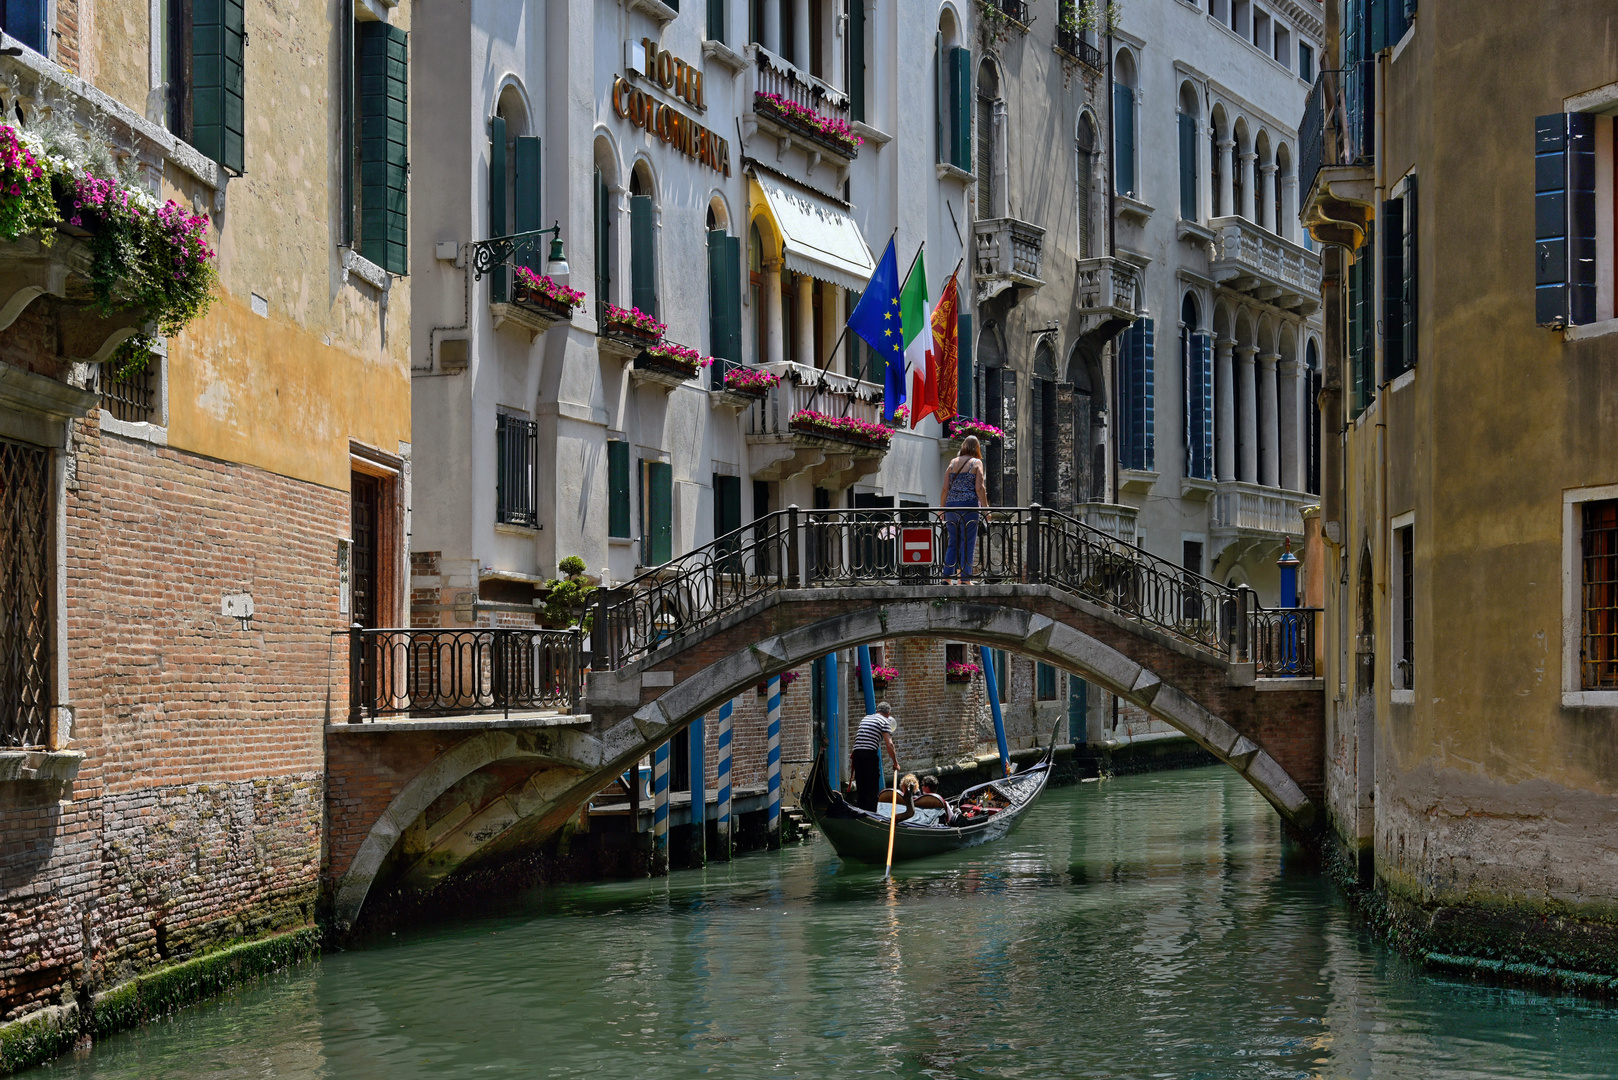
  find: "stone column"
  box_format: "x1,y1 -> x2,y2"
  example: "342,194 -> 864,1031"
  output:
793,0 -> 811,69
1281,175 -> 1299,242
1240,153 -> 1257,221
1278,358 -> 1303,491
1217,140 -> 1235,218
763,258 -> 784,366
763,0 -> 781,54
1215,337 -> 1236,481
795,272 -> 815,367
1257,353 -> 1279,487
1260,163 -> 1278,232
1237,345 -> 1258,482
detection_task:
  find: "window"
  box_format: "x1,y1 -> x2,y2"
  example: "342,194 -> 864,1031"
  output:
946,642 -> 966,673
608,440 -> 631,539
1120,317 -> 1155,471
354,19 -> 410,274
1583,500 -> 1618,691
2,0 -> 48,54
1298,42 -> 1314,83
1182,297 -> 1213,480
641,459 -> 673,566
1536,109 -> 1614,328
1305,339 -> 1321,495
1348,236 -> 1376,417
977,61 -> 1000,214
713,473 -> 742,572
157,0 -> 245,172
1113,54 -> 1138,198
707,225 -> 743,385
0,437 -> 51,749
1037,663 -> 1058,701
1383,175 -> 1417,380
707,0 -> 726,43
749,223 -> 764,363
935,35 -> 972,171
995,649 -> 1009,702
630,168 -> 658,318
594,166 -> 612,310
1391,520 -> 1414,695
99,362 -> 159,424
1076,114 -> 1097,257
1252,8 -> 1271,53
847,0 -> 866,122
1273,24 -> 1290,68
495,410 -> 538,527
1177,90 -> 1199,222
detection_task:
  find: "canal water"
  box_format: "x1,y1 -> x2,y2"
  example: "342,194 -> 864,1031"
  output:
36,767 -> 1618,1079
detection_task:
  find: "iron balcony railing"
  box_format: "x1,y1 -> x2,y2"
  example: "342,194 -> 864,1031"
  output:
1056,28 -> 1103,70
346,626 -> 583,721
594,505 -> 1321,678
1299,63 -> 1375,201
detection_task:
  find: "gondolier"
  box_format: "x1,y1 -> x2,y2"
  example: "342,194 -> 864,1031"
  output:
850,703 -> 900,811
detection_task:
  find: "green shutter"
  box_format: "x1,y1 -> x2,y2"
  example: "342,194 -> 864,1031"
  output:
358,22 -> 409,275
1114,82 -> 1136,198
849,0 -> 866,123
514,135 -> 541,271
707,230 -> 731,384
1402,173 -> 1417,365
594,167 -> 611,307
707,0 -> 725,43
630,193 -> 657,317
958,311 -> 973,417
1382,195 -> 1404,381
714,473 -> 742,572
193,0 -> 245,173
724,234 -> 742,367
489,116 -> 507,302
1178,112 -> 1198,221
951,47 -> 972,170
644,461 -> 673,566
934,33 -> 945,164
608,441 -> 631,538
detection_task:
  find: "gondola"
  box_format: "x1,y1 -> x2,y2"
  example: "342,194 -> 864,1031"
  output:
800,736 -> 1056,865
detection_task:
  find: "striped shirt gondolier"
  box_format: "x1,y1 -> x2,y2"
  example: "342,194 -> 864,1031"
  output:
852,712 -> 894,752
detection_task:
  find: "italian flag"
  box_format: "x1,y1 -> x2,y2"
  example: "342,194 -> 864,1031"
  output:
899,254 -> 934,428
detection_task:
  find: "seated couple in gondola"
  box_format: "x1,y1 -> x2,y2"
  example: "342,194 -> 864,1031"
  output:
875,774 -> 953,827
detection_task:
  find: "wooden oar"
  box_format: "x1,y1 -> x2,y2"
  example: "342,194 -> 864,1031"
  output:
883,768 -> 901,878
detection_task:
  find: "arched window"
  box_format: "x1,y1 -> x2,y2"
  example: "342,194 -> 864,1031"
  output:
977,60 -> 1001,216
1306,338 -> 1321,494
1232,120 -> 1248,222
1076,113 -> 1097,257
707,199 -> 741,383
1182,295 -> 1213,480
1032,340 -> 1060,507
1178,83 -> 1200,222
979,325 -> 1012,506
489,88 -> 539,302
1113,50 -> 1138,198
628,163 -> 657,317
749,223 -> 765,363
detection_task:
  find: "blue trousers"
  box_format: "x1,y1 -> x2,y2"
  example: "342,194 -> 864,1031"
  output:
942,502 -> 980,581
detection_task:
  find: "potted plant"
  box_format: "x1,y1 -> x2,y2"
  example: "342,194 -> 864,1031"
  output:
513,266 -> 585,318
723,366 -> 781,398
944,416 -> 1006,442
752,93 -> 864,158
637,341 -> 705,380
538,556 -> 599,630
756,669 -> 801,697
788,408 -> 894,450
601,303 -> 666,342
870,664 -> 899,690
945,660 -> 981,684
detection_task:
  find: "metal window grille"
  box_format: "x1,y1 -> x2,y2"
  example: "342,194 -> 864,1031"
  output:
495,413 -> 539,527
1036,662 -> 1058,700
1398,525 -> 1414,690
0,438 -> 52,748
1582,500 -> 1618,690
99,364 -> 157,423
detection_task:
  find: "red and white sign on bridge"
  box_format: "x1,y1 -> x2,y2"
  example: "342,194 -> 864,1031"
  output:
901,528 -> 934,564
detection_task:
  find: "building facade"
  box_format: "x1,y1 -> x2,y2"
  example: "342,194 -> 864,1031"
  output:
1,0 -> 410,1039
1304,0 -> 1618,968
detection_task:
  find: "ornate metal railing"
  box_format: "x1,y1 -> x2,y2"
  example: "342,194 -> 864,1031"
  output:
347,627 -> 582,721
595,505 -> 1319,678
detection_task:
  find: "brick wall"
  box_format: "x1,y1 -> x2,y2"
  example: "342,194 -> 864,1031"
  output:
1,420 -> 339,1022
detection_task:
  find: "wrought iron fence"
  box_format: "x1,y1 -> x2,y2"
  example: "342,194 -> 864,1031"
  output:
1299,64 -> 1375,199
347,627 -> 582,721
1252,607 -> 1322,678
99,364 -> 157,423
1056,28 -> 1103,69
0,438 -> 52,747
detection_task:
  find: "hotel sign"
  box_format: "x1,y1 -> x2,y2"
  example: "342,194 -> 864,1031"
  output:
612,39 -> 731,177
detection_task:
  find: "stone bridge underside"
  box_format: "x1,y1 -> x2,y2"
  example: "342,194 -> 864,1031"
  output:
327,586 -> 1323,930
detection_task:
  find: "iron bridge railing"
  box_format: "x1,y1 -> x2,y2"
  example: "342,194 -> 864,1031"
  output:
346,626 -> 582,722
594,506 -> 1321,679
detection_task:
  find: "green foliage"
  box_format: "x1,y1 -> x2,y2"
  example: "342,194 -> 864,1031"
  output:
558,555 -> 588,576
540,558 -> 597,630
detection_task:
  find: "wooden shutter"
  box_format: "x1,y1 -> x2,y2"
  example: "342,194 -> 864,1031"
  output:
607,441 -> 631,539
1113,83 -> 1136,198
1347,244 -> 1363,415
489,116 -> 507,302
630,193 -> 657,317
644,461 -> 673,566
514,136 -> 541,271
1186,331 -> 1213,480
4,0 -> 48,53
194,0 -> 245,173
1402,174 -> 1418,365
724,235 -> 743,367
713,473 -> 742,572
358,22 -> 409,274
1567,114 -> 1598,325
1001,371 -> 1019,504
958,311 -> 973,418
707,0 -> 726,43
1178,112 -> 1198,221
707,230 -> 731,384
849,0 -> 866,123
594,167 -> 611,306
934,33 -> 945,164
1382,194 -> 1405,380
951,47 -> 973,171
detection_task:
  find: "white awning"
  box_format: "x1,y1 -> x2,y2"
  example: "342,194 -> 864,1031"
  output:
750,172 -> 875,293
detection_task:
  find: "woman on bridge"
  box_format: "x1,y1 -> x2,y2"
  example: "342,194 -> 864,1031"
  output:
940,435 -> 989,584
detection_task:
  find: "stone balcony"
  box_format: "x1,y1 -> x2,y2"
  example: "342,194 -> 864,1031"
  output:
1210,481 -> 1309,561
974,217 -> 1045,303
1075,502 -> 1138,546
744,362 -> 887,490
742,45 -> 857,185
1207,217 -> 1322,315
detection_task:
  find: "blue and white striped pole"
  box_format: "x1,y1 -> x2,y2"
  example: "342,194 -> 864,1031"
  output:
652,740 -> 670,872
716,699 -> 734,861
688,714 -> 706,867
766,675 -> 782,849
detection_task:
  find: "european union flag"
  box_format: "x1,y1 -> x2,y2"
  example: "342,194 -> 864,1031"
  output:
847,237 -> 906,423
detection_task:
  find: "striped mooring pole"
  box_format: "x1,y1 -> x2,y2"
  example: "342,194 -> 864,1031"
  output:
766,675 -> 782,849
716,698 -> 734,861
652,739 -> 670,872
688,714 -> 706,867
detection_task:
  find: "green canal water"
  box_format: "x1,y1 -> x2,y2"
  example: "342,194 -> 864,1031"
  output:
34,767 -> 1618,1079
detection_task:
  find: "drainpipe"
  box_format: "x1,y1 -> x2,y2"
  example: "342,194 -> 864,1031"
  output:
1106,27 -> 1119,507
1374,48 -> 1389,701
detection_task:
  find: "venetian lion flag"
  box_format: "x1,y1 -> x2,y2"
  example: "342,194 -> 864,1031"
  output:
929,273 -> 960,424
899,251 -> 932,428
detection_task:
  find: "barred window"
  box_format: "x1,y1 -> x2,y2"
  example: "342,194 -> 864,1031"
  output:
0,438 -> 52,748
99,363 -> 158,423
495,410 -> 538,527
1582,500 -> 1618,691
1036,662 -> 1058,700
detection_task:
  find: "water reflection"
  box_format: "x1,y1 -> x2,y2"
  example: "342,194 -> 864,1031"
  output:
36,768 -> 1618,1080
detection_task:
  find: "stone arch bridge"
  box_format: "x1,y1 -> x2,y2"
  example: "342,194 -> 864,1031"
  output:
325,507 -> 1323,930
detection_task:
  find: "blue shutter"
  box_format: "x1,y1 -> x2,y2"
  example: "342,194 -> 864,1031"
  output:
1535,114 -> 1574,327
1122,319 -> 1154,471
1178,112 -> 1198,221
514,135 -> 542,272
1188,332 -> 1213,480
1114,83 -> 1136,198
958,312 -> 974,418
1382,195 -> 1405,380
2,0 -> 49,53
359,21 -> 409,275
1141,318 -> 1155,470
1368,0 -> 1389,53
489,116 -> 508,303
194,0 -> 246,173
1568,113 -> 1597,326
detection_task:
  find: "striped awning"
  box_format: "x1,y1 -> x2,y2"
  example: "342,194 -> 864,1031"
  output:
750,171 -> 875,293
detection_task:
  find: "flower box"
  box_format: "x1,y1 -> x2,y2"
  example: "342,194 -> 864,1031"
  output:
753,93 -> 862,159
632,343 -> 706,390
756,670 -> 800,696
945,662 -> 981,684
513,267 -> 585,316
723,367 -> 780,398
788,409 -> 893,451
943,416 -> 1006,442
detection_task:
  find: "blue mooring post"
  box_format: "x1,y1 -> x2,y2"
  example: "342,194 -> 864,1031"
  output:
1277,538 -> 1301,675
716,699 -> 733,861
652,741 -> 670,872
979,646 -> 1011,776
857,644 -> 877,714
766,676 -> 782,849
825,651 -> 841,791
688,714 -> 706,866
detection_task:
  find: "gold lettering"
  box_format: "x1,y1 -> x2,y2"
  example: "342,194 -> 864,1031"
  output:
612,77 -> 629,119
673,58 -> 687,100
692,71 -> 704,110
719,136 -> 730,177
657,52 -> 674,89
629,89 -> 646,126
642,37 -> 657,79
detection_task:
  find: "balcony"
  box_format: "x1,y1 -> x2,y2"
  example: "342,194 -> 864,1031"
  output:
1054,29 -> 1104,71
1207,217 -> 1322,315
743,45 -> 857,183
974,217 -> 1045,302
1075,502 -> 1138,546
1072,256 -> 1141,350
1299,65 -> 1376,251
1211,481 -> 1309,561
745,362 -> 887,490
